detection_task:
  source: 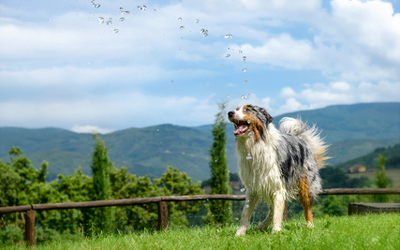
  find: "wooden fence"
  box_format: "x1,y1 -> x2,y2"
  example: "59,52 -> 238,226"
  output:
1,188 -> 399,246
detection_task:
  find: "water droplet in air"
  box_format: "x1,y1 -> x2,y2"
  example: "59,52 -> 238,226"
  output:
241,93 -> 250,99
137,5 -> 147,10
242,68 -> 247,72
113,29 -> 119,34
242,56 -> 247,62
224,34 -> 233,39
246,200 -> 250,203
246,153 -> 252,160
246,205 -> 250,208
180,26 -> 185,30
225,54 -> 231,58
248,131 -> 254,137
121,11 -> 130,15
243,80 -> 248,84
119,17 -> 125,22
240,188 -> 246,192
91,1 -> 100,8
98,17 -> 104,24
247,120 -> 251,124
200,28 -> 208,37
178,17 -> 182,21
195,19 -> 200,23
238,50 -> 243,54
119,7 -> 124,11
106,18 -> 112,25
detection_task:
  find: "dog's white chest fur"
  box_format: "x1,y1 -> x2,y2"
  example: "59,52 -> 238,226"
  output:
236,126 -> 286,203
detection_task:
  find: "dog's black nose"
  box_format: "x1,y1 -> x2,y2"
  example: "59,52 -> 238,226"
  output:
228,111 -> 235,118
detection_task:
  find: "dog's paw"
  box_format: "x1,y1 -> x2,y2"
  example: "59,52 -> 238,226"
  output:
307,222 -> 314,229
271,226 -> 282,233
235,227 -> 247,237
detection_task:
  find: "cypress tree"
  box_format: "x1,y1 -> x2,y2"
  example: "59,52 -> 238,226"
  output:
207,102 -> 232,224
375,154 -> 389,202
91,135 -> 114,232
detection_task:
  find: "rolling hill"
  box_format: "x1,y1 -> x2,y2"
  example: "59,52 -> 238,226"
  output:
0,102 -> 399,181
334,143 -> 400,170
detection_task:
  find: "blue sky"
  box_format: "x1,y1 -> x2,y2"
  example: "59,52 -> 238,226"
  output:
1,0 -> 399,133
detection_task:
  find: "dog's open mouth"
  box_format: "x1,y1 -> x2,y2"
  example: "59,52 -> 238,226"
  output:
233,121 -> 249,136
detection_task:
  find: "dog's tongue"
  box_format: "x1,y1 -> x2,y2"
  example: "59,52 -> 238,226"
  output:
234,124 -> 248,135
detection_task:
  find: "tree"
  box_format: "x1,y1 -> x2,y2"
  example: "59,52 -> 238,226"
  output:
205,102 -> 232,224
375,154 -> 389,202
90,135 -> 114,232
154,166 -> 205,226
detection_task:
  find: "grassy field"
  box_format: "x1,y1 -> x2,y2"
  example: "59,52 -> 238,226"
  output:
347,169 -> 400,188
3,213 -> 400,250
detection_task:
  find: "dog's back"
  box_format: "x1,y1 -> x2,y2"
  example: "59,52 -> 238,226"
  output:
279,117 -> 329,169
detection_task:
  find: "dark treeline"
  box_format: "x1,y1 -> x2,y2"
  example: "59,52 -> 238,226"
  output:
0,138 -> 204,243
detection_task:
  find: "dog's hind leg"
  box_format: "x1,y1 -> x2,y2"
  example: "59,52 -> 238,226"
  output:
257,205 -> 273,231
235,193 -> 259,237
299,176 -> 314,228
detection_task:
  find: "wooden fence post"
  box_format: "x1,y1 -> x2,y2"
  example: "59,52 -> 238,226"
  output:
158,201 -> 168,231
25,209 -> 36,246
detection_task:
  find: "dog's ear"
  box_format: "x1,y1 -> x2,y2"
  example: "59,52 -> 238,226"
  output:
263,109 -> 273,124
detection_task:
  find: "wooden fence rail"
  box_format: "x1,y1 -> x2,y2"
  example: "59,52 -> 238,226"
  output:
1,188 -> 399,246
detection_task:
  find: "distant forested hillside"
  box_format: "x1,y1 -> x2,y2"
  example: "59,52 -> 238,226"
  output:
334,144 -> 400,170
0,102 -> 399,181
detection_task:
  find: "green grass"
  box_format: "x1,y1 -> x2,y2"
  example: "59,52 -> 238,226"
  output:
3,214 -> 400,250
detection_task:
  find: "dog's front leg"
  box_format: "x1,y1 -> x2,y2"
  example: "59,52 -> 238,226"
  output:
235,193 -> 259,237
271,190 -> 285,233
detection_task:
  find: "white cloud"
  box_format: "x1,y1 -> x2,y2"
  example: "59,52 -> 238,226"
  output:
229,0 -> 400,82
238,34 -> 315,69
71,125 -> 112,134
330,81 -> 351,91
272,80 -> 400,115
280,87 -> 297,97
0,91 -> 218,129
0,65 -> 167,87
278,97 -> 305,114
261,97 -> 273,112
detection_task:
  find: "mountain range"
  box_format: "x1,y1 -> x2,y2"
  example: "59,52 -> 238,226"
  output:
0,102 -> 399,181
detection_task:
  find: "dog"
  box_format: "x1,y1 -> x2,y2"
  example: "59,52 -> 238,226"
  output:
228,104 -> 329,236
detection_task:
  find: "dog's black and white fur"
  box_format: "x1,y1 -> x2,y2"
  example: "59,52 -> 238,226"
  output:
228,104 -> 329,236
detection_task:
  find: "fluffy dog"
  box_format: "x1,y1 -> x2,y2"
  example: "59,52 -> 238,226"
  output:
228,104 -> 329,236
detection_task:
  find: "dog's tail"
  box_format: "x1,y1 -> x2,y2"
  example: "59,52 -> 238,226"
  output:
279,117 -> 330,168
